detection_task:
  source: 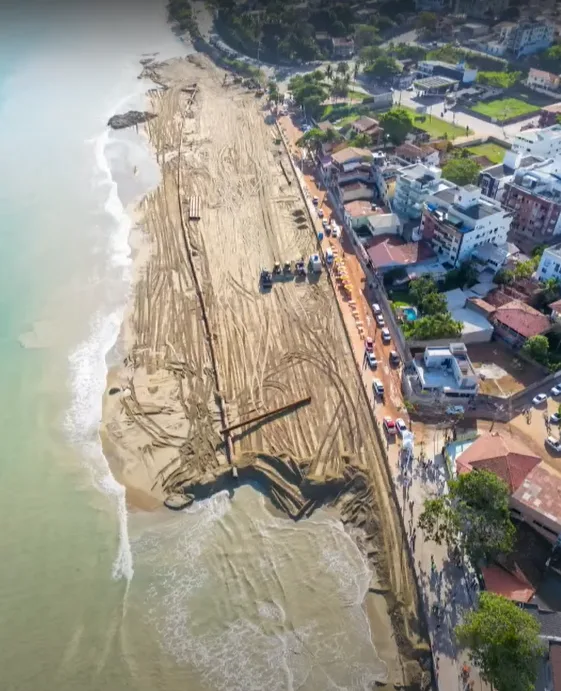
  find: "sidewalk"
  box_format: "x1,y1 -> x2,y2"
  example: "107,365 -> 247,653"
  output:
279,112 -> 490,691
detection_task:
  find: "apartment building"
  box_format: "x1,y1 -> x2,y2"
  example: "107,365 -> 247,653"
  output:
498,19 -> 554,58
536,243 -> 561,282
393,163 -> 442,221
527,68 -> 561,93
478,150 -> 543,202
502,159 -> 561,252
512,125 -> 561,159
420,183 -> 513,267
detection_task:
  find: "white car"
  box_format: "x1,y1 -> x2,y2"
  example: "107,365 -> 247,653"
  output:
550,413 -> 561,424
381,327 -> 391,344
373,379 -> 384,397
375,313 -> 385,328
552,385 -> 561,397
331,224 -> 340,238
372,303 -> 382,315
546,436 -> 561,452
533,393 -> 547,406
317,208 -> 324,218
396,418 -> 407,436
312,196 -> 319,205
366,351 -> 377,369
325,248 -> 334,264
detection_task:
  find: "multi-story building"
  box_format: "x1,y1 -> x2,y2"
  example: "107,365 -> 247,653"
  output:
497,19 -> 555,58
511,124 -> 561,159
411,343 -> 479,398
502,159 -> 561,252
417,60 -> 478,85
421,183 -> 513,267
478,149 -> 543,202
393,163 -> 442,222
539,102 -> 561,128
536,243 -> 561,282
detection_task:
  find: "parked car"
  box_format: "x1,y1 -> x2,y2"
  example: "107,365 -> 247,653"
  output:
551,385 -> 561,397
375,313 -> 385,328
389,351 -> 400,366
550,413 -> 561,424
381,327 -> 391,344
446,405 -> 464,416
325,248 -> 334,265
317,208 -> 324,218
372,303 -> 382,315
365,336 -> 374,352
383,417 -> 397,435
546,436 -> 561,452
373,379 -> 384,397
366,351 -> 377,369
331,224 -> 340,238
396,418 -> 407,436
312,196 -> 319,205
533,393 -> 547,406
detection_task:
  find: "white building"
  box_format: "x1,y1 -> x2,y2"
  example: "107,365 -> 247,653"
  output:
512,125 -> 561,159
412,343 -> 479,397
421,183 -> 513,267
527,68 -> 561,93
536,243 -> 561,282
417,60 -> 478,85
478,149 -> 544,202
392,163 -> 442,222
496,19 -> 554,58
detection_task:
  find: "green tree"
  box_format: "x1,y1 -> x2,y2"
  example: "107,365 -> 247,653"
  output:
409,275 -> 438,306
442,158 -> 482,186
476,71 -> 522,89
296,128 -> 328,155
542,277 -> 560,303
522,334 -> 550,366
404,313 -> 463,340
336,61 -> 349,76
354,24 -> 381,49
419,470 -> 515,561
267,79 -> 281,104
456,592 -> 543,691
379,108 -> 413,144
364,55 -> 401,79
325,64 -> 333,82
359,45 -> 383,66
416,11 -> 438,33
420,291 -> 447,316
495,268 -> 514,285
514,258 -> 536,280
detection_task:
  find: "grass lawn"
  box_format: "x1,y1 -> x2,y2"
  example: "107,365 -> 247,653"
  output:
334,113 -> 361,127
320,102 -> 370,123
466,142 -> 508,164
402,107 -> 469,140
471,98 -> 539,120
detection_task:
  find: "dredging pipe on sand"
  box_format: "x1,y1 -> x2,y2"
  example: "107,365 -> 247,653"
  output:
220,396 -> 312,435
175,88 -> 234,465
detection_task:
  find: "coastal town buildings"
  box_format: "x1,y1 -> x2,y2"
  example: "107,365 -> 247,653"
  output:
410,343 -> 479,398
491,299 -> 550,347
527,68 -> 561,93
392,163 -> 442,222
512,125 -> 561,159
502,159 -> 561,252
496,19 -> 555,58
420,183 -> 512,267
478,150 -> 543,202
417,60 -> 478,85
394,143 -> 440,167
536,243 -> 561,282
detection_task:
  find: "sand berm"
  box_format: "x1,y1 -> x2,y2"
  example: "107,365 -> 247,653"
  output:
100,53 -> 430,689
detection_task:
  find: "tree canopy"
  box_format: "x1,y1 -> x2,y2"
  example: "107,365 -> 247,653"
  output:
288,73 -> 329,116
379,108 -> 413,144
419,470 -> 515,562
456,592 -> 543,691
363,55 -> 402,80
522,334 -> 550,366
442,158 -> 482,186
476,71 -> 522,89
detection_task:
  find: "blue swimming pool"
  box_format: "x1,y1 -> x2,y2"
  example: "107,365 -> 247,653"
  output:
402,306 -> 418,322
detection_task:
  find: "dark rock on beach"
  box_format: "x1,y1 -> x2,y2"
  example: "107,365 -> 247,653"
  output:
107,110 -> 157,130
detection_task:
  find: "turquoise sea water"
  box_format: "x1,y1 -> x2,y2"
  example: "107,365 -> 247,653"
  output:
0,3 -> 387,689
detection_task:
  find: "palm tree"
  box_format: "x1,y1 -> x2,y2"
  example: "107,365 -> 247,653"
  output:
543,277 -> 560,303
353,61 -> 360,82
325,64 -> 333,82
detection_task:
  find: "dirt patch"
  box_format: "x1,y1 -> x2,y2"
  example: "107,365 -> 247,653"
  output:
468,342 -> 543,397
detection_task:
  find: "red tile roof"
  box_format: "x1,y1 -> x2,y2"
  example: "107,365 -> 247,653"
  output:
456,432 -> 541,493
493,300 -> 550,339
512,464 -> 561,529
366,235 -> 435,268
481,564 -> 535,603
549,298 -> 561,312
344,199 -> 375,218
395,142 -> 437,160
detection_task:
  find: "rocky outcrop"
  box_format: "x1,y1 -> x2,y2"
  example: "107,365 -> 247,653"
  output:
107,111 -> 157,130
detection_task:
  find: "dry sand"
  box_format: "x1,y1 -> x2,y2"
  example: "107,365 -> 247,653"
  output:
100,54 -> 428,687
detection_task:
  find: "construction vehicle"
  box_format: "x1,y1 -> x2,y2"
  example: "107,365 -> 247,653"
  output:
309,253 -> 322,273
260,269 -> 273,289
283,261 -> 292,274
273,262 -> 282,275
295,259 -> 306,277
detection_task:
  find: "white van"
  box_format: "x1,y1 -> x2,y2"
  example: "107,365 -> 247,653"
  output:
325,248 -> 334,264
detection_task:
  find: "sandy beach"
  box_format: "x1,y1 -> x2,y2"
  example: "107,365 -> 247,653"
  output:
100,52 -> 428,687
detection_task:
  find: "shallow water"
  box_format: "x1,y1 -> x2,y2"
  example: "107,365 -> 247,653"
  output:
0,1 -> 386,689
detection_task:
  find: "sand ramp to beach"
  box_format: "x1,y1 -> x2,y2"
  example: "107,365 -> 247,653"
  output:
100,54 -> 429,688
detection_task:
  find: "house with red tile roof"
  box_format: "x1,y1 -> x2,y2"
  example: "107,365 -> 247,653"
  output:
512,465 -> 561,544
481,564 -> 535,603
366,234 -> 435,271
491,299 -> 551,347
455,432 -> 541,493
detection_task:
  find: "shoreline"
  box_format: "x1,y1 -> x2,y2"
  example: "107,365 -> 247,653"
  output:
99,51 -> 428,687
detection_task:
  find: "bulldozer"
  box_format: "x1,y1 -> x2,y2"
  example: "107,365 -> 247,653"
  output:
260,269 -> 273,289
